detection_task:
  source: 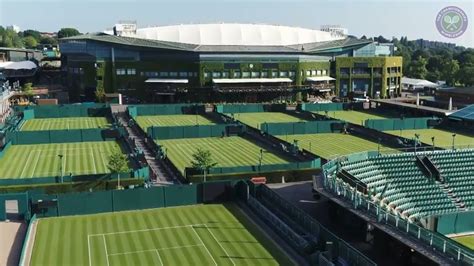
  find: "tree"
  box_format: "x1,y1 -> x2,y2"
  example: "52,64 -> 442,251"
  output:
107,151 -> 129,189
95,86 -> 106,103
440,59 -> 460,86
408,57 -> 428,79
458,66 -> 474,86
57,28 -> 80,39
190,148 -> 217,182
23,36 -> 38,49
39,36 -> 58,45
22,82 -> 34,99
22,29 -> 41,41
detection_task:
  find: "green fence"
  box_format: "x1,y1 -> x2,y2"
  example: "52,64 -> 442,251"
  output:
17,104 -> 110,118
148,124 -> 243,140
0,141 -> 11,159
216,104 -> 265,114
128,104 -> 206,118
299,103 -> 344,112
7,128 -> 123,145
437,211 -> 474,235
0,192 -> 30,221
364,117 -> 437,131
261,121 -> 345,135
29,181 -> 239,218
9,129 -> 102,144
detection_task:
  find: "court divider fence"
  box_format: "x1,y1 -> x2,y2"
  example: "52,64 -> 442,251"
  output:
298,103 -> 344,112
127,104 -> 206,118
261,120 -> 345,135
147,124 -> 245,140
436,211 -> 474,235
215,103 -> 286,114
15,103 -> 111,119
364,117 -> 439,131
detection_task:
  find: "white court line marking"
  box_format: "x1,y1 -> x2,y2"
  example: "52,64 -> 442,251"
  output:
205,224 -> 236,266
91,147 -> 97,174
19,150 -> 33,178
190,225 -> 218,266
155,250 -> 164,266
88,224 -> 205,237
107,244 -> 204,257
87,235 -> 92,266
103,235 -> 110,266
30,151 -> 41,178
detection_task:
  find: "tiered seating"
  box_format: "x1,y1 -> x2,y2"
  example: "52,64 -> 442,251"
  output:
341,152 -> 459,220
428,149 -> 474,208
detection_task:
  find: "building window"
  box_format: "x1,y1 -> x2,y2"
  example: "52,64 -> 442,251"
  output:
311,70 -> 317,76
279,71 -> 288,77
204,72 -> 210,78
116,69 -> 126,75
233,71 -> 241,78
271,71 -> 278,78
160,72 -> 169,77
222,72 -> 230,78
179,72 -> 188,77
251,71 -> 260,78
340,68 -> 350,75
188,72 -> 193,77
317,70 -> 322,76
289,71 -> 295,77
212,72 -> 221,78
261,72 -> 268,78
305,70 -> 311,76
127,69 -> 136,75
242,71 -> 250,78
169,72 -> 178,77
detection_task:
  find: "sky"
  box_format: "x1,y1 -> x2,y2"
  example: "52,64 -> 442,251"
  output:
0,0 -> 473,47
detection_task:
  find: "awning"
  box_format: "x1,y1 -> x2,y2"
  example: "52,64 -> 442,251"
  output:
306,76 -> 335,82
213,78 -> 292,84
0,61 -> 37,70
145,78 -> 188,84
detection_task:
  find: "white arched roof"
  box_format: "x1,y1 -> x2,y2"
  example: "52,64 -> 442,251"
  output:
123,24 -> 344,46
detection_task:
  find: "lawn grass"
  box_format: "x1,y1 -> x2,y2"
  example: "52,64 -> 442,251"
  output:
276,133 -> 393,159
228,112 -> 306,129
385,128 -> 474,148
159,136 -> 292,173
30,204 -> 291,266
0,141 -> 124,179
314,110 -> 390,125
20,117 -> 110,131
452,235 -> 474,250
135,115 -> 215,132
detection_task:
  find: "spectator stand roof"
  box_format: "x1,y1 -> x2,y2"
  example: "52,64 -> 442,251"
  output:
449,104 -> 474,122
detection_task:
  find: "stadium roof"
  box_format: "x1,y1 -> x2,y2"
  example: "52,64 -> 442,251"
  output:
62,32 -> 372,54
449,104 -> 474,121
118,23 -> 345,46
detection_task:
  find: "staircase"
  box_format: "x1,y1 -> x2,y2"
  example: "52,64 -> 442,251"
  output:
437,181 -> 467,210
113,107 -> 178,185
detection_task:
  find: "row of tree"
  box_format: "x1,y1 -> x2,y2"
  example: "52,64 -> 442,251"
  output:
0,27 -> 81,49
368,36 -> 474,87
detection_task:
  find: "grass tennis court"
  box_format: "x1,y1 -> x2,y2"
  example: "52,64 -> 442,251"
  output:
159,136 -> 292,173
277,133 -> 393,159
385,128 -> 474,148
228,112 -> 305,129
452,235 -> 474,250
20,117 -> 111,131
314,110 -> 391,125
135,115 -> 215,132
0,141 -> 125,179
30,204 -> 290,266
